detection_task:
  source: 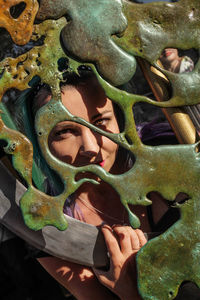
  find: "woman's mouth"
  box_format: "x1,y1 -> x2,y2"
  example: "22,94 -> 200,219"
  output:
165,50 -> 173,57
99,160 -> 105,167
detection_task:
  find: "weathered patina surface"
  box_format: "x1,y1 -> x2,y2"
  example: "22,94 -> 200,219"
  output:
0,0 -> 38,45
0,0 -> 200,299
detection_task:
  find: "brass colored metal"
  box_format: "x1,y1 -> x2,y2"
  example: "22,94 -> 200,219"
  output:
164,108 -> 197,144
138,58 -> 198,144
0,18 -> 67,101
0,0 -> 38,45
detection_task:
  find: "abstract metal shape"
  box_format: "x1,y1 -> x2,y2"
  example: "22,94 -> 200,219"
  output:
115,0 -> 200,107
0,18 -> 67,100
0,160 -> 108,267
0,0 -> 200,299
0,0 -> 38,45
37,0 -> 136,86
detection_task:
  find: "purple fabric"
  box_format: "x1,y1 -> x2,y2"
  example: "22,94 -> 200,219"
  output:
63,197 -> 86,222
63,201 -> 74,218
136,119 -> 175,142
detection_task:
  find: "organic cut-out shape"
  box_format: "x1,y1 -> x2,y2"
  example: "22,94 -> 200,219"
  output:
114,0 -> 200,107
0,18 -> 68,101
137,195 -> 200,299
36,0 -> 136,86
0,112 -> 66,230
1,0 -> 200,298
159,48 -> 195,74
0,0 -> 38,45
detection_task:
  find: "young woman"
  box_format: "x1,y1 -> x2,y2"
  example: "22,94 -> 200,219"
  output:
34,71 -> 172,299
159,48 -> 194,73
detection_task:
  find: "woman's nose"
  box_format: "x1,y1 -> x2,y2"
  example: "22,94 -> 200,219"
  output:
79,128 -> 100,158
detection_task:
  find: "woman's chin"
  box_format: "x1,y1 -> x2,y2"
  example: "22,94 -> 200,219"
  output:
76,172 -> 100,182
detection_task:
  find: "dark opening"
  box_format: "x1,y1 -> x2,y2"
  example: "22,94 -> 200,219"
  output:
10,2 -> 26,19
174,281 -> 200,299
0,27 -> 45,62
144,191 -> 190,236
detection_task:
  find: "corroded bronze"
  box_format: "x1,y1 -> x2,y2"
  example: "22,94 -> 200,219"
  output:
0,0 -> 200,299
0,0 -> 38,45
37,0 -> 136,86
116,0 -> 200,108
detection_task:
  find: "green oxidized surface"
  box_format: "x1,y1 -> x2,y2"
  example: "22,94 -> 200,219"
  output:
36,0 -> 136,86
116,0 -> 200,107
137,196 -> 200,299
0,0 -> 200,299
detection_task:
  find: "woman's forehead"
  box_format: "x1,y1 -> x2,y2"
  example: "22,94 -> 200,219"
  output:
61,82 -> 114,119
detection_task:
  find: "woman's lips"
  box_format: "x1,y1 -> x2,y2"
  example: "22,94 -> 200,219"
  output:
165,50 -> 173,57
78,160 -> 106,167
99,160 -> 105,167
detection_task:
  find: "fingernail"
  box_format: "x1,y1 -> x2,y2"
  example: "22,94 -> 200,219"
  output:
112,223 -> 122,229
101,221 -> 107,226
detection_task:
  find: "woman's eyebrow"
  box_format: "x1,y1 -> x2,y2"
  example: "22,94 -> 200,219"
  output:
91,110 -> 112,121
54,122 -> 77,129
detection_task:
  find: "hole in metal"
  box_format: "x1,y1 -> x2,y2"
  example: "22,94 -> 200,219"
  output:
125,134 -> 133,145
159,48 -> 198,73
10,2 -> 26,19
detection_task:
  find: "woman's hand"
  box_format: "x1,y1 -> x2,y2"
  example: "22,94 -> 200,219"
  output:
93,224 -> 147,300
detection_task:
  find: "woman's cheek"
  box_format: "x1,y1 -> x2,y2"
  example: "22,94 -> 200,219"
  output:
49,140 -> 74,163
103,138 -> 119,168
102,136 -> 115,152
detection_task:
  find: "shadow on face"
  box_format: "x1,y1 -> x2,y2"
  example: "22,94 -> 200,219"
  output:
48,77 -> 127,174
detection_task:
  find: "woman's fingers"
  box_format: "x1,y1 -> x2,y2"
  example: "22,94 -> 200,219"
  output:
101,224 -> 147,265
112,226 -> 147,256
130,230 -> 141,252
112,225 -> 134,255
135,229 -> 147,247
93,224 -> 122,287
101,224 -> 122,261
94,224 -> 146,299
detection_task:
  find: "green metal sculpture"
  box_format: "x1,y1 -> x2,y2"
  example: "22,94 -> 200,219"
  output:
0,0 -> 200,298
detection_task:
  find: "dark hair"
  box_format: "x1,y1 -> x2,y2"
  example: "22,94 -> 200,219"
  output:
33,68 -> 125,128
32,67 -> 94,114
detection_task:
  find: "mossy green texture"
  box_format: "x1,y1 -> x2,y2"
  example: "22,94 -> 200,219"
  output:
0,0 -> 200,298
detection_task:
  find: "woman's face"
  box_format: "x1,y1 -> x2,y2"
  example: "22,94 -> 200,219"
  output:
160,48 -> 179,64
48,77 -> 120,173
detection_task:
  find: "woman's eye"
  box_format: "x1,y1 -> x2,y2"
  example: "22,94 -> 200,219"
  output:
94,118 -> 109,127
55,128 -> 74,137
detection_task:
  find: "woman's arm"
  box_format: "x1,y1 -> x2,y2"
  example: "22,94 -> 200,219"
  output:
37,256 -> 118,300
93,224 -> 147,300
37,224 -> 146,300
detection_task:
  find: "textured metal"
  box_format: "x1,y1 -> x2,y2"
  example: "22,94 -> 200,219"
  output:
0,0 -> 200,299
0,160 -> 108,267
36,0 -> 136,86
0,0 -> 38,45
116,0 -> 200,108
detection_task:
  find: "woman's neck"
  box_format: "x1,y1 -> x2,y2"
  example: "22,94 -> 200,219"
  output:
73,181 -> 153,231
74,181 -> 127,226
162,58 -> 182,73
